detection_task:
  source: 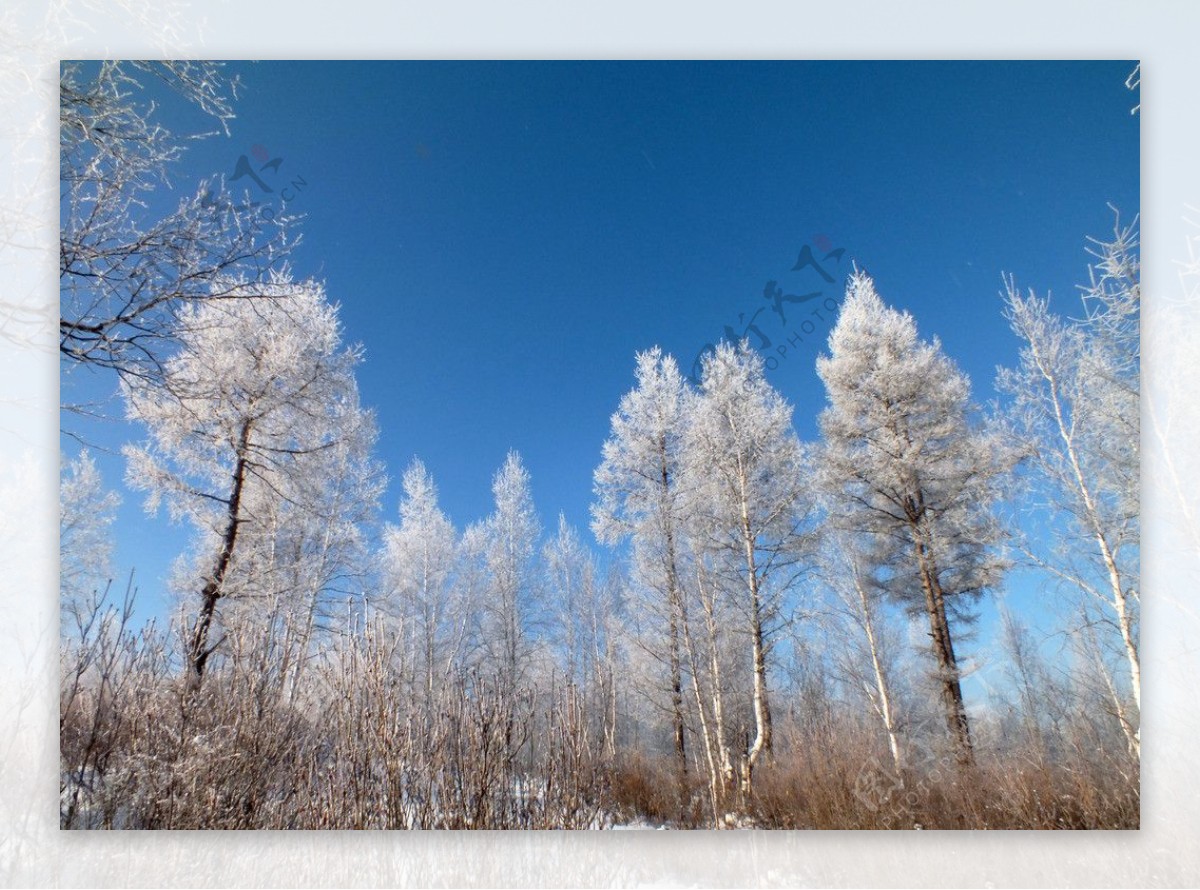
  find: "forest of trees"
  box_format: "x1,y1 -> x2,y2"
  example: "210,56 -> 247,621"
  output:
59,62 -> 1140,830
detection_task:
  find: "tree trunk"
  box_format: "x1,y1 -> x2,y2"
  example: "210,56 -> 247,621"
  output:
854,570 -> 902,772
659,437 -> 689,796
188,418 -> 253,685
697,564 -> 735,793
667,604 -> 688,797
1043,355 -> 1140,745
737,460 -> 772,794
1081,604 -> 1140,759
913,532 -> 973,765
681,594 -> 723,827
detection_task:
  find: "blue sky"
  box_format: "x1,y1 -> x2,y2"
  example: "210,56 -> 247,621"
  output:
63,61 -> 1139,665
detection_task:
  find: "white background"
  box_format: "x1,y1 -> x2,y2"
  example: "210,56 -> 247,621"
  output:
1,1 -> 1196,886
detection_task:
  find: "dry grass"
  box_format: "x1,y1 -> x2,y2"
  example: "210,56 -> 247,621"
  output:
61,593 -> 1138,831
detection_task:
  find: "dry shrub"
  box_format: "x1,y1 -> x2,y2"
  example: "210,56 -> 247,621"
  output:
61,592 -> 1138,830
603,752 -> 708,827
607,753 -> 680,826
745,749 -> 1138,830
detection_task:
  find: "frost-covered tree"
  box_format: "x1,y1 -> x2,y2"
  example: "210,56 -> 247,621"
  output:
481,450 -> 540,696
60,450 -> 121,622
677,538 -> 766,820
683,340 -> 816,793
60,61 -> 292,400
381,459 -> 458,706
122,274 -> 376,684
543,514 -> 622,755
818,272 -> 1012,764
819,530 -> 905,772
222,391 -> 382,701
544,514 -> 594,685
450,520 -> 491,676
592,347 -> 691,787
998,217 -> 1140,757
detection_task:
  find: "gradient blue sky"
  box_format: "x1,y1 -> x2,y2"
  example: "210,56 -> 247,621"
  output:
63,61 -> 1139,668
